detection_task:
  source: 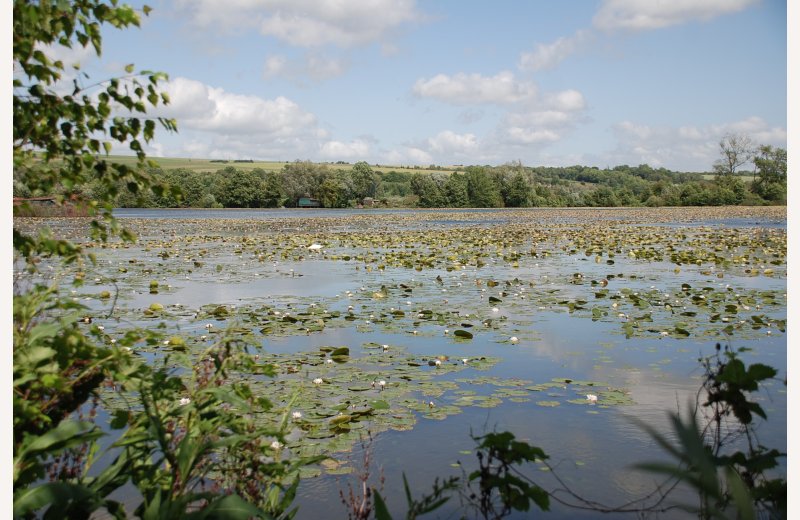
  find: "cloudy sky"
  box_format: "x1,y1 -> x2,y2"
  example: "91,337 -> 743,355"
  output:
76,0 -> 786,171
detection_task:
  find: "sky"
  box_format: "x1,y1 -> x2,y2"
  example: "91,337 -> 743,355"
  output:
50,0 -> 788,171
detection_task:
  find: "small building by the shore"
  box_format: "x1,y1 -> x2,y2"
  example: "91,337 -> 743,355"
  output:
297,197 -> 322,208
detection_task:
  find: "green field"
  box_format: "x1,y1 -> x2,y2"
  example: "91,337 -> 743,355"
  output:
110,155 -> 459,175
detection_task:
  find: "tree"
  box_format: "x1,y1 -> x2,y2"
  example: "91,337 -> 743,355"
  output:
465,166 -> 503,207
351,161 -> 377,201
280,160 -> 329,202
14,1 -> 178,241
13,3 -> 315,518
444,173 -> 469,207
713,133 -> 753,179
505,172 -> 531,207
410,173 -> 446,207
262,170 -> 285,207
213,167 -> 266,208
316,172 -> 348,208
751,145 -> 787,202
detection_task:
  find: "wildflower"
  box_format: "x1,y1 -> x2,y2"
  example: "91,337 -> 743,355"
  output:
179,397 -> 191,406
586,394 -> 598,403
292,411 -> 303,420
270,440 -> 283,450
313,377 -> 323,385
110,339 -> 117,344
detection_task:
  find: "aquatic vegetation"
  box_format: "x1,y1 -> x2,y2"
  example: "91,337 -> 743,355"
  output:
15,206 -> 786,486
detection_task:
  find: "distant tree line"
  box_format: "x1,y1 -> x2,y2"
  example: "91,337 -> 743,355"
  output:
13,136 -> 785,209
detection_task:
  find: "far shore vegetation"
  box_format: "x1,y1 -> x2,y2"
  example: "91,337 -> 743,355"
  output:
13,137 -> 786,213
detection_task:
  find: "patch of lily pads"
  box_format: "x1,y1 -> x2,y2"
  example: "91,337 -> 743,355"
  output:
28,207 -> 784,478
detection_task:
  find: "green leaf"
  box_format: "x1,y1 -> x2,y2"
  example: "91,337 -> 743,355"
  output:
747,363 -> 777,382
13,482 -> 94,518
373,490 -> 393,520
20,420 -> 102,458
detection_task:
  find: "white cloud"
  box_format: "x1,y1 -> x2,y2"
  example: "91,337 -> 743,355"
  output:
157,77 -> 320,137
145,77 -> 339,160
520,0 -> 758,73
35,42 -> 96,70
412,71 -> 538,105
320,139 -> 371,159
263,55 -> 288,77
384,146 -> 433,165
593,0 -> 760,31
504,128 -> 560,144
175,0 -> 422,48
427,130 -> 479,154
17,43 -> 97,95
607,117 -> 785,170
263,53 -> 348,82
519,30 -> 590,71
543,89 -> 586,112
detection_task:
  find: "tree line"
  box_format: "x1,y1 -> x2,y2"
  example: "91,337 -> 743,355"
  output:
15,143 -> 784,209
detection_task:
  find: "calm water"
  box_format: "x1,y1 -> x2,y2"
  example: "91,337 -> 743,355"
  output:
17,207 -> 787,518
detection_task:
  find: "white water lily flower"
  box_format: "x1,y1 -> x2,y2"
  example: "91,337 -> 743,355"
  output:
313,378 -> 323,385
434,359 -> 442,366
292,411 -> 303,420
492,307 -> 499,312
462,358 -> 469,365
382,344 -> 389,350
205,323 -> 213,329
510,337 -> 519,343
270,440 -> 283,450
378,380 -> 386,388
326,358 -> 333,364
586,394 -> 598,403
179,397 -> 191,406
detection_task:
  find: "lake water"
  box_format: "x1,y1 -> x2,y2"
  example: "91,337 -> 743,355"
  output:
15,207 -> 787,518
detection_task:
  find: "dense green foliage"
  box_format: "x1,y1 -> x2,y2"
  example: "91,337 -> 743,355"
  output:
13,2 -> 318,518
18,155 -> 785,210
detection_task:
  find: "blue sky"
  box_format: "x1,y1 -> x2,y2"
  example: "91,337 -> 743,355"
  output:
68,0 -> 788,171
